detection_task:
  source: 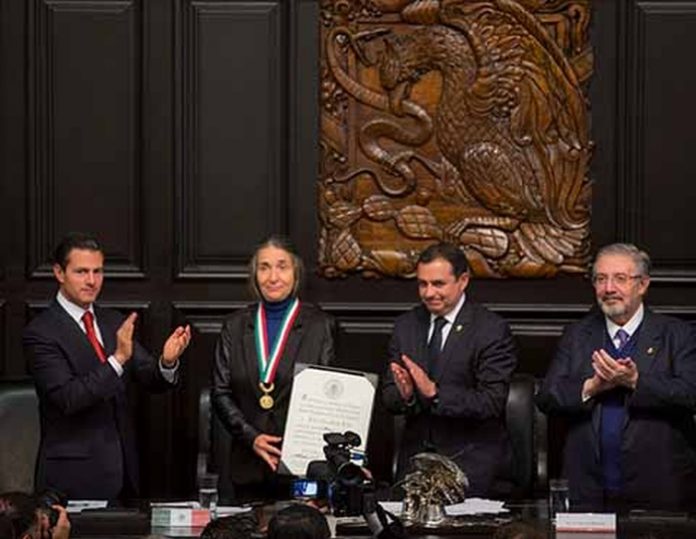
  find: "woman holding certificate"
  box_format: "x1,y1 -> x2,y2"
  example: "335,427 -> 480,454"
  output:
212,236 -> 335,503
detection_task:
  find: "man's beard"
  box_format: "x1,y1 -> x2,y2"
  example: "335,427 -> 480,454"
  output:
598,296 -> 627,319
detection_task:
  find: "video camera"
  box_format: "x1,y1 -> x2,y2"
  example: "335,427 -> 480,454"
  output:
301,431 -> 372,517
297,431 -> 406,538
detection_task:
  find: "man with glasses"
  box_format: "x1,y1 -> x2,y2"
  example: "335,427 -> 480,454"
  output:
537,243 -> 696,510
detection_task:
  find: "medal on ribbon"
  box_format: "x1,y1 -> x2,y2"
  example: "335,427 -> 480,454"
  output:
254,298 -> 301,410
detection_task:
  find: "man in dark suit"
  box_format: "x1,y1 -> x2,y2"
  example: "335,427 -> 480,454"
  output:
537,243 -> 696,510
382,242 -> 517,497
24,233 -> 191,500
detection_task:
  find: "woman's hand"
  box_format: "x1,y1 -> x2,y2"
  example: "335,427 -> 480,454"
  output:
253,433 -> 283,471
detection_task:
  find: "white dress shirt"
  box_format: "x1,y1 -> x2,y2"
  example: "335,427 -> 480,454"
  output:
427,292 -> 467,349
606,303 -> 645,350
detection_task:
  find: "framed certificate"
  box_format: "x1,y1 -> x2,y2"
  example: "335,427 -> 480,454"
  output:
278,364 -> 377,476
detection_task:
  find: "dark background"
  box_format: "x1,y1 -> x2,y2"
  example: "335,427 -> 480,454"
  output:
1,0 -> 696,499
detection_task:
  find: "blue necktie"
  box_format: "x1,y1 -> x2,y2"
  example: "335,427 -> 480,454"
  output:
615,329 -> 629,351
601,327 -> 631,494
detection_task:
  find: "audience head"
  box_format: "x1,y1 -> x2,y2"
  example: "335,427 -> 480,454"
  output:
493,521 -> 546,539
200,513 -> 259,539
248,235 -> 304,303
416,242 -> 470,317
266,504 -> 330,539
0,514 -> 14,539
591,243 -> 651,325
51,232 -> 105,309
0,492 -> 39,539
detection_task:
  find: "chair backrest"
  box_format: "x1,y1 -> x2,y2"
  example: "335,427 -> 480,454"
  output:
198,387 -> 211,482
0,381 -> 40,492
506,373 -> 546,497
198,386 -> 236,503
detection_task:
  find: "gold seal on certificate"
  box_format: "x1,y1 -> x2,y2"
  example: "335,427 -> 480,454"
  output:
259,382 -> 275,410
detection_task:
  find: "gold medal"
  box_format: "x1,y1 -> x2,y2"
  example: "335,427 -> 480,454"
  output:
259,382 -> 275,410
259,394 -> 274,409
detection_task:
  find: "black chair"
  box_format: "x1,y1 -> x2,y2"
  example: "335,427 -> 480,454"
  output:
0,381 -> 40,492
199,387 -> 236,503
390,373 -> 546,497
506,373 -> 546,498
197,387 -> 211,482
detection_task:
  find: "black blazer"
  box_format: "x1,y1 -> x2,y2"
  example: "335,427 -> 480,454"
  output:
382,300 -> 517,497
211,302 -> 335,498
24,300 -> 174,500
536,307 -> 696,510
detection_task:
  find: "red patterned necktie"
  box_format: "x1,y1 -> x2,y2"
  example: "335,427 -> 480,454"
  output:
82,311 -> 107,363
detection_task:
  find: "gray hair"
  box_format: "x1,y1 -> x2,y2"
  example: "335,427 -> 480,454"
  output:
592,243 -> 651,278
248,235 -> 304,300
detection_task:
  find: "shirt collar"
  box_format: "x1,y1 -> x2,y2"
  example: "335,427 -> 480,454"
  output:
430,292 -> 466,327
606,302 -> 644,340
56,291 -> 94,326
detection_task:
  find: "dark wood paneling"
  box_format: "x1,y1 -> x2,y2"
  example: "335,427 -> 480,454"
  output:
176,1 -> 285,279
622,1 -> 696,281
26,299 -> 151,326
0,301 -> 6,377
28,0 -> 144,277
2,0 -> 696,500
170,302 -> 248,496
0,0 -> 27,286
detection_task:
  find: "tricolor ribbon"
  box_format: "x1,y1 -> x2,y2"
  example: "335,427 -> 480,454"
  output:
254,298 -> 301,384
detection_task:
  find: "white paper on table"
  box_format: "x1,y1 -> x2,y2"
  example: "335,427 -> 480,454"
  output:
378,501 -> 404,515
216,506 -> 253,516
150,501 -> 199,508
66,500 -> 109,513
279,364 -> 377,476
445,498 -> 509,516
555,512 -> 616,532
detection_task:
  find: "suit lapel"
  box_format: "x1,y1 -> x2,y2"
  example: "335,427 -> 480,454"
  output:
243,308 -> 262,396
415,306 -> 430,372
433,302 -> 473,382
585,314 -> 606,453
50,301 -> 103,371
584,315 -> 605,379
632,308 -> 661,374
94,305 -> 117,356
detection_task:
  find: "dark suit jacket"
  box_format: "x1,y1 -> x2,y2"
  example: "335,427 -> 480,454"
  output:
536,307 -> 696,510
24,300 -> 174,500
211,302 -> 335,501
382,301 -> 517,497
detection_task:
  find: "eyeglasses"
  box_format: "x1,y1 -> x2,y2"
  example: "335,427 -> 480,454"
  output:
592,273 -> 643,287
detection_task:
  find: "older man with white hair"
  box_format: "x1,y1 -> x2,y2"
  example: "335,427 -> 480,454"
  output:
537,243 -> 696,510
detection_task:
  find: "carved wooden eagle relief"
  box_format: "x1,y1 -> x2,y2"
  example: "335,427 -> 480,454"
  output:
318,0 -> 593,278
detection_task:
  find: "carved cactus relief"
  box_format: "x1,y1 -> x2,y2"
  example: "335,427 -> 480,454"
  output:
318,0 -> 593,278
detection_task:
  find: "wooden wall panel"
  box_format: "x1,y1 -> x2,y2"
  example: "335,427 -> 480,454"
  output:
0,301 -> 6,377
622,1 -> 696,281
1,0 -> 696,500
177,1 -> 285,278
169,302 -> 246,495
28,0 -> 144,277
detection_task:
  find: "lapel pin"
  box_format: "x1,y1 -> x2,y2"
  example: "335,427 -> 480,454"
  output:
647,347 -> 655,355
455,324 -> 463,332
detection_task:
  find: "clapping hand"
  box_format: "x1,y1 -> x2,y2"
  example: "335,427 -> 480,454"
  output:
114,313 -> 137,364
162,325 -> 192,366
592,349 -> 639,389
